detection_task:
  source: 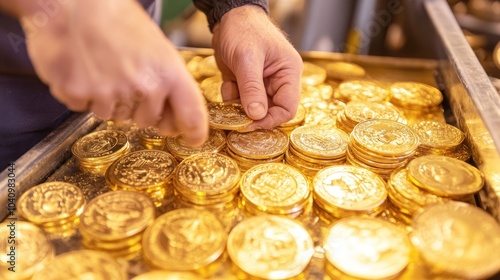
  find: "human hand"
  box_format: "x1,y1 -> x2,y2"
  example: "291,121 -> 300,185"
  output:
211,5 -> 302,130
19,0 -> 208,146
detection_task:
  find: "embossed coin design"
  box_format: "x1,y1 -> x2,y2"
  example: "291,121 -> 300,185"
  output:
344,101 -> 400,123
166,129 -> 226,159
334,80 -> 389,102
407,155 -> 484,197
290,125 -> 349,159
207,102 -> 253,130
227,128 -> 288,159
411,202 -> 500,279
390,82 -> 443,109
72,130 -> 128,159
324,217 -> 411,279
411,121 -> 465,149
18,181 -> 85,225
227,215 -> 314,279
142,208 -> 226,271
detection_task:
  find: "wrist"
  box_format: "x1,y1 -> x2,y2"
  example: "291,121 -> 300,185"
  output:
213,4 -> 267,33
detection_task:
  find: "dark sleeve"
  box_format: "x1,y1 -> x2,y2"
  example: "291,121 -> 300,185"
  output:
192,0 -> 269,32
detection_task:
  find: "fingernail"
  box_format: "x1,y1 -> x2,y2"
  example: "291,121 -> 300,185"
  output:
247,102 -> 266,119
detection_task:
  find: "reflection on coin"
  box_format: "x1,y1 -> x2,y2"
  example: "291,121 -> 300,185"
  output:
325,62 -> 366,81
411,121 -> 464,149
227,128 -> 288,159
390,82 -> 443,109
324,217 -> 411,279
411,202 -> 500,279
407,155 -> 484,197
290,125 -> 349,159
142,209 -> 226,271
32,250 -> 126,280
301,62 -> 327,86
335,80 -> 389,103
72,130 -> 128,159
207,103 -> 253,130
0,222 -> 54,280
166,129 -> 226,159
280,104 -> 306,127
132,271 -> 203,280
79,191 -> 155,241
344,101 -> 400,123
227,215 -> 314,279
18,182 -> 85,225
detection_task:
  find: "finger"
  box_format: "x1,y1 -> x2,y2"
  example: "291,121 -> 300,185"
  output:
156,102 -> 180,137
220,80 -> 240,102
50,86 -> 90,112
89,86 -> 117,120
233,55 -> 268,120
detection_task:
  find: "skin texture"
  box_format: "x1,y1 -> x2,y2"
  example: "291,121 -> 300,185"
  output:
0,0 -> 301,145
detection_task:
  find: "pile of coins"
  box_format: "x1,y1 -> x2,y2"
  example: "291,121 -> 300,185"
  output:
79,191 -> 156,259
313,165 -> 388,221
173,153 -> 241,205
347,119 -> 420,180
105,150 -> 178,206
137,126 -> 167,149
239,163 -> 310,218
333,79 -> 388,103
411,120 -> 471,161
287,125 -> 349,179
72,130 -> 130,174
166,128 -> 227,161
225,128 -> 288,172
336,101 -> 404,133
17,182 -> 86,236
227,215 -> 314,279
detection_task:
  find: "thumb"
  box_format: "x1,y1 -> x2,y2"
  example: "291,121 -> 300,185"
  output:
234,57 -> 268,120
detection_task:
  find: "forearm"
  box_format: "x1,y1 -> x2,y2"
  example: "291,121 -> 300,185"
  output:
192,0 -> 269,31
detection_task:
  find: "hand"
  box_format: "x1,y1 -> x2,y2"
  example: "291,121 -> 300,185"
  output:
212,5 -> 302,130
19,0 -> 208,146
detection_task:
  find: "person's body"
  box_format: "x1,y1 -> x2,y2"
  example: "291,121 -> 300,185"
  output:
0,0 -> 302,169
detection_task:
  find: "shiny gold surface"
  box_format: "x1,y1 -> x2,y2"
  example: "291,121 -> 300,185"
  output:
325,62 -> 366,81
227,128 -> 289,159
207,102 -> 253,130
301,61 -> 327,86
132,271 -> 204,280
290,125 -> 349,160
166,129 -> 226,160
390,82 -> 443,109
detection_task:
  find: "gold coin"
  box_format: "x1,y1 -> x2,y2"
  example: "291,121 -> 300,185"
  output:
301,61 -> 327,86
227,128 -> 288,159
411,202 -> 500,279
106,150 -> 177,191
143,208 -> 226,271
17,181 -> 85,225
0,221 -> 54,280
334,80 -> 389,102
166,129 -> 226,159
207,102 -> 253,130
227,215 -> 314,279
344,101 -> 400,123
174,152 -> 240,199
32,250 -> 127,280
325,61 -> 366,81
411,121 -> 464,149
240,163 -> 310,214
197,55 -> 220,77
390,82 -> 443,109
324,217 -> 411,279
313,165 -> 387,211
79,190 -> 155,241
280,104 -> 306,128
200,75 -> 223,103
407,155 -> 484,197
351,119 -> 419,157
138,126 -> 166,141
226,147 -> 283,166
72,130 -> 128,160
290,125 -> 349,159
186,56 -> 203,80
132,271 -> 203,280
347,145 -> 409,169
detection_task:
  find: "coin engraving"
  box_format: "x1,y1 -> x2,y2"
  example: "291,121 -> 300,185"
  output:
207,103 -> 253,130
411,121 -> 464,148
227,129 -> 288,159
166,129 -> 226,158
344,101 -> 400,123
290,125 -> 349,158
73,130 -> 128,158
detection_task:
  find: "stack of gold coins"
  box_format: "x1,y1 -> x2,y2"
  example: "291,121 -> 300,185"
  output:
239,163 -> 310,218
137,126 -> 167,150
105,150 -> 178,206
207,102 -> 253,131
173,152 -> 241,205
334,79 -> 389,103
313,165 -> 388,221
72,130 -> 130,174
225,128 -> 288,172
323,217 -> 411,280
166,128 -> 226,161
0,221 -> 54,280
389,82 -> 445,124
79,191 -> 155,259
301,61 -> 327,86
406,155 -> 484,200
336,101 -> 404,133
227,215 -> 314,280
32,250 -> 127,280
325,61 -> 366,81
142,209 -> 227,277
287,125 -> 349,179
347,119 -> 419,180
411,121 -> 471,161
277,104 -> 306,134
410,202 -> 500,279
17,181 -> 85,237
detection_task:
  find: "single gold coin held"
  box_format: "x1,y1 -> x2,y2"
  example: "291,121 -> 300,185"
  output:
407,155 -> 484,197
227,215 -> 314,279
324,217 -> 411,279
227,128 -> 288,159
411,202 -> 500,279
72,130 -> 128,159
142,208 -> 227,271
207,102 -> 253,130
17,181 -> 85,225
290,125 -> 349,159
